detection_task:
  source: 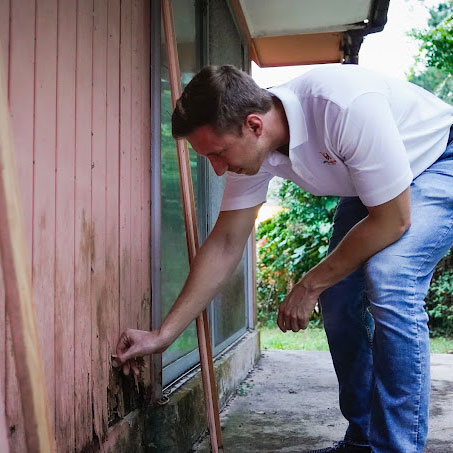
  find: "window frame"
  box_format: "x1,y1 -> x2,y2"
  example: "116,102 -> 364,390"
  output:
151,0 -> 253,394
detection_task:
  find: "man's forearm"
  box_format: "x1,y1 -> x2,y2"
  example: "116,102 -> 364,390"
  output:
154,205 -> 260,348
302,214 -> 410,295
158,233 -> 245,347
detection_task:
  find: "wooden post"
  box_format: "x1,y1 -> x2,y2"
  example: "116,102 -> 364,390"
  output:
161,1 -> 223,451
0,51 -> 55,452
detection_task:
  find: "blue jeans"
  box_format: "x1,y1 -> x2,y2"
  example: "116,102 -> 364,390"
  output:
319,141 -> 453,453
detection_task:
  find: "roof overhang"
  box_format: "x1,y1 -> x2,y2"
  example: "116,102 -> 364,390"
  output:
229,0 -> 390,67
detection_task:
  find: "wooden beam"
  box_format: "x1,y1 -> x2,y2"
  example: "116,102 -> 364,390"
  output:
161,1 -> 223,451
253,33 -> 343,68
229,0 -> 259,63
0,49 -> 55,452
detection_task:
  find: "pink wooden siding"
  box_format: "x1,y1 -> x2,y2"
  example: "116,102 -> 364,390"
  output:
0,1 -> 151,451
74,0 -> 94,447
0,10 -> 9,443
55,1 -> 77,448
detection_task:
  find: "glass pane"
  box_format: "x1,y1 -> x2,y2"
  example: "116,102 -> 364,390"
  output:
203,1 -> 249,349
161,0 -> 200,368
213,247 -> 247,347
205,166 -> 247,348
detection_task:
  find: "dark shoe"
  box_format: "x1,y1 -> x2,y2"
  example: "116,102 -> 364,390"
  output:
305,440 -> 372,453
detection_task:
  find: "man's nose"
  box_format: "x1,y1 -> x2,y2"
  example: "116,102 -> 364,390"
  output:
209,157 -> 227,176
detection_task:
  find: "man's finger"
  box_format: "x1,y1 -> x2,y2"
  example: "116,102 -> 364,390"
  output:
131,359 -> 140,376
277,308 -> 286,332
122,361 -> 131,376
290,316 -> 300,332
116,332 -> 131,355
299,311 -> 309,330
111,354 -> 121,368
118,344 -> 140,363
283,310 -> 292,333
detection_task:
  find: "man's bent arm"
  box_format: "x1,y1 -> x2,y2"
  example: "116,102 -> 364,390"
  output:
305,187 -> 411,293
115,204 -> 261,367
278,188 -> 411,332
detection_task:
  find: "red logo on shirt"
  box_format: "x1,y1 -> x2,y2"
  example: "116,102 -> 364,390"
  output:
320,152 -> 337,165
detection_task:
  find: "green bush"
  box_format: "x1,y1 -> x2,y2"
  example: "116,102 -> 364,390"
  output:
256,181 -> 337,326
256,183 -> 453,337
426,250 -> 453,337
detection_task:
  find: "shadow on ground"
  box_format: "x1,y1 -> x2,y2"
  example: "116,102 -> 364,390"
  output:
194,351 -> 453,452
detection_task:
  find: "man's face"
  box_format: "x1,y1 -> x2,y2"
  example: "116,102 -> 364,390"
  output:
186,122 -> 268,177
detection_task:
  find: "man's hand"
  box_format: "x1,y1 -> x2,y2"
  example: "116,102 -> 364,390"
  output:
113,328 -> 168,376
277,281 -> 321,332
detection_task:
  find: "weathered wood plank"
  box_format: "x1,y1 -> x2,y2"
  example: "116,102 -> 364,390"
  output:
0,23 -> 55,452
32,0 -> 57,431
106,0 -> 122,424
55,1 -> 76,450
0,0 -> 9,72
8,0 -> 34,255
0,0 -> 7,416
74,0 -> 94,449
5,325 -> 25,453
106,0 -> 121,357
92,0 -> 109,443
105,0 -> 121,416
6,4 -> 36,447
119,0 -> 132,338
0,261 -> 4,410
131,0 -> 142,335
0,383 -> 9,453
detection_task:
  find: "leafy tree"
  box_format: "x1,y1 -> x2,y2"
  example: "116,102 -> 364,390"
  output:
408,66 -> 453,104
408,1 -> 453,337
409,1 -> 453,104
413,1 -> 453,72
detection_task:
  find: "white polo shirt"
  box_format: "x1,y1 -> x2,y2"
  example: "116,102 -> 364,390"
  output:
220,65 -> 453,210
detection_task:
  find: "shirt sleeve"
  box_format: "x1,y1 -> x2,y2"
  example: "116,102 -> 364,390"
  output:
333,92 -> 413,207
220,169 -> 273,211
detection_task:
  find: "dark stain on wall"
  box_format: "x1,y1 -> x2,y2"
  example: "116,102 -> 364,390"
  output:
80,209 -> 96,265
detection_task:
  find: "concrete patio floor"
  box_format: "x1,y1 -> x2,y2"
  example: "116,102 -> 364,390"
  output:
194,350 -> 453,452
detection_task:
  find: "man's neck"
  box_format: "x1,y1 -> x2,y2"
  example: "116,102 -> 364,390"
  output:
268,96 -> 290,155
276,143 -> 289,156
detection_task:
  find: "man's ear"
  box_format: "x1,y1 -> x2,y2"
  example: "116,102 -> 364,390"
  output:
245,114 -> 263,136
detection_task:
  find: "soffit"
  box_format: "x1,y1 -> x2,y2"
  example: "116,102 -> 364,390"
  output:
230,0 -> 385,67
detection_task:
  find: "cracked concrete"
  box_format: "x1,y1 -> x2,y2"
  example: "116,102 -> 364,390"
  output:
194,351 -> 453,452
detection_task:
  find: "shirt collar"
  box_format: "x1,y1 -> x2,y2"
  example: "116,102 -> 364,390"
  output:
267,85 -> 308,151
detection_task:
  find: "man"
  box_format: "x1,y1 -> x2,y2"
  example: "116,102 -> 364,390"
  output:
115,65 -> 453,453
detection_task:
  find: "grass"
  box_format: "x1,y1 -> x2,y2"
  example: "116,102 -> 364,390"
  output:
260,326 -> 453,354
260,326 -> 329,351
430,336 -> 453,354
